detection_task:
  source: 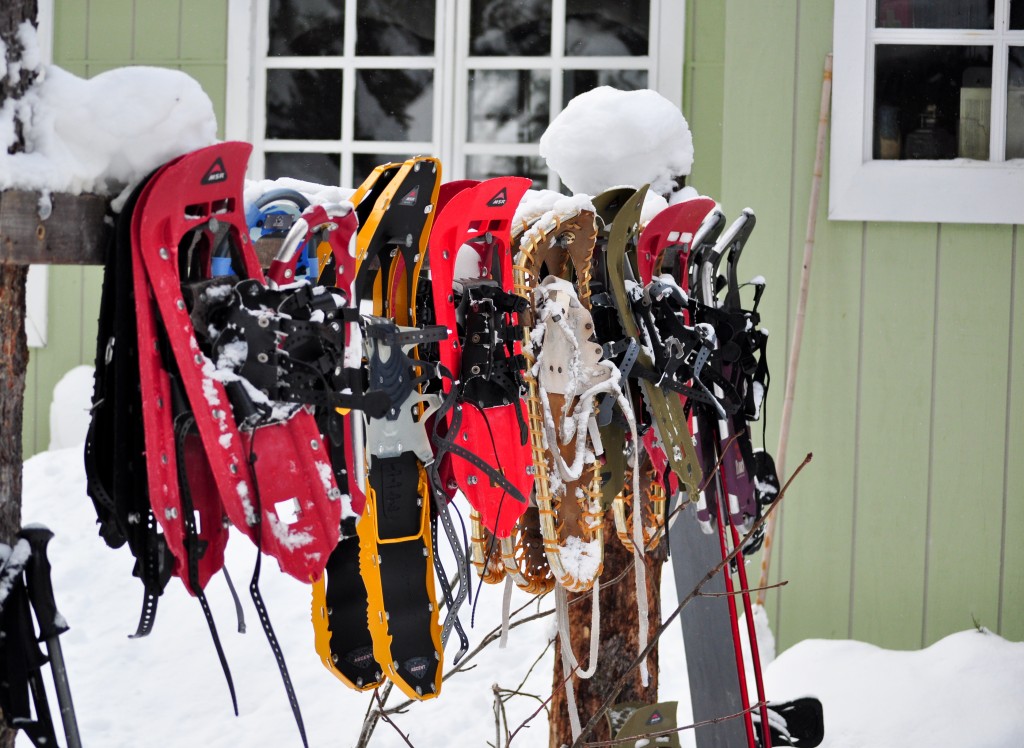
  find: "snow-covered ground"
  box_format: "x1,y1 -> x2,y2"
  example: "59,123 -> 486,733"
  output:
13,371 -> 1024,748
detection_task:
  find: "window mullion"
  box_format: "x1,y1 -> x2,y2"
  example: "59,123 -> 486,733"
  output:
340,0 -> 358,186
990,0 -> 1010,161
549,0 -> 567,189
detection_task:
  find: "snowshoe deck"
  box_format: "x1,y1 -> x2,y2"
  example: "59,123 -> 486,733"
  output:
428,177 -> 534,541
132,141 -> 345,585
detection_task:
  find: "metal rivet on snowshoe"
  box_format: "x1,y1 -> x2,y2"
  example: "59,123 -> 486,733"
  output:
467,475 -> 478,485
389,247 -> 398,258
257,352 -> 269,363
156,397 -> 163,408
470,365 -> 480,374
194,354 -> 203,365
176,300 -> 185,310
310,440 -> 319,450
230,463 -> 238,474
212,409 -> 224,419
463,432 -> 469,441
405,233 -> 413,247
423,548 -> 429,557
159,248 -> 169,260
165,508 -> 178,520
471,334 -> 480,343
427,602 -> 433,610
160,453 -> 168,464
442,250 -> 450,259
284,268 -> 293,279
331,653 -> 339,663
258,317 -> 270,328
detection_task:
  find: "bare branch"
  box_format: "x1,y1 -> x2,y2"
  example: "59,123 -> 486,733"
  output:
373,686 -> 417,748
700,580 -> 788,597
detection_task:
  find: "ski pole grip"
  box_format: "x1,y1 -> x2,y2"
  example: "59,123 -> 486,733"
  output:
19,525 -> 70,640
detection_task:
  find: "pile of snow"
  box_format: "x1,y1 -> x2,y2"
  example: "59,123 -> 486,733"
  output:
0,24 -> 217,196
47,365 -> 94,451
539,87 -> 695,197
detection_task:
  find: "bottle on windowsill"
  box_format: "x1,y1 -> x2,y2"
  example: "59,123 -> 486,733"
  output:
904,103 -> 957,159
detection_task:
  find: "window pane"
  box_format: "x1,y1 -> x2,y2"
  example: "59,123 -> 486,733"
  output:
563,69 -> 648,106
357,0 -> 435,55
268,0 -> 343,56
467,69 -> 550,143
565,0 -> 649,56
354,153 -> 414,185
265,69 -> 342,140
466,155 -> 546,183
355,69 -> 433,141
1013,0 -> 1024,29
470,0 -> 552,56
875,0 -> 994,29
265,152 -> 341,185
873,44 -> 991,160
1008,47 -> 1024,158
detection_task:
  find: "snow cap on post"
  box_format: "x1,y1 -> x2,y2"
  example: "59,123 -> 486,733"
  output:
539,86 -> 694,196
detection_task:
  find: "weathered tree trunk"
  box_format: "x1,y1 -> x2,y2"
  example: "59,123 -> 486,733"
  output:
549,511 -> 668,748
1,2 -> 39,746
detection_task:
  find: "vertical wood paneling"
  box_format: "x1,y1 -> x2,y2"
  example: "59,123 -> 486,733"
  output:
179,0 -> 228,60
771,0 -> 861,649
718,1 -> 799,642
1000,230 -> 1023,642
52,0 -> 87,60
925,224 -> 1014,642
179,62 -> 227,138
86,0 -> 134,61
683,0 -> 725,199
134,1 -> 182,60
850,223 -> 936,648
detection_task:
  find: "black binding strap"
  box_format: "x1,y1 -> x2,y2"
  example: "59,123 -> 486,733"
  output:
245,423 -> 309,748
173,413 -> 239,717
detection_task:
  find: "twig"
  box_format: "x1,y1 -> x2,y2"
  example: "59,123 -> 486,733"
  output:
513,636 -> 555,694
583,701 -> 767,746
373,686 -> 416,748
354,681 -> 394,748
569,453 -> 813,748
506,660 -> 581,745
700,580 -> 788,597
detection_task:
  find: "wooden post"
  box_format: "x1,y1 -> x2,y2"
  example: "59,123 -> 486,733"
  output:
549,513 -> 666,747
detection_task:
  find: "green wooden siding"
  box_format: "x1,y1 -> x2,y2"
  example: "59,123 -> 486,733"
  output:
684,0 -> 1023,651
22,0 -> 230,455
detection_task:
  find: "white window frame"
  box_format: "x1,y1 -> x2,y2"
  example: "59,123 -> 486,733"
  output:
226,0 -> 684,187
830,0 -> 1024,224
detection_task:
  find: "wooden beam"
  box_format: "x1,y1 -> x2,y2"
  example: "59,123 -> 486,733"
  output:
0,190 -> 110,266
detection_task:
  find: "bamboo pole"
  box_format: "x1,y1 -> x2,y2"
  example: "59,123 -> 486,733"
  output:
756,53 -> 833,607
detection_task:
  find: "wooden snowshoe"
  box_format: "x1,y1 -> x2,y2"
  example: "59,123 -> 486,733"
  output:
512,201 -> 613,593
